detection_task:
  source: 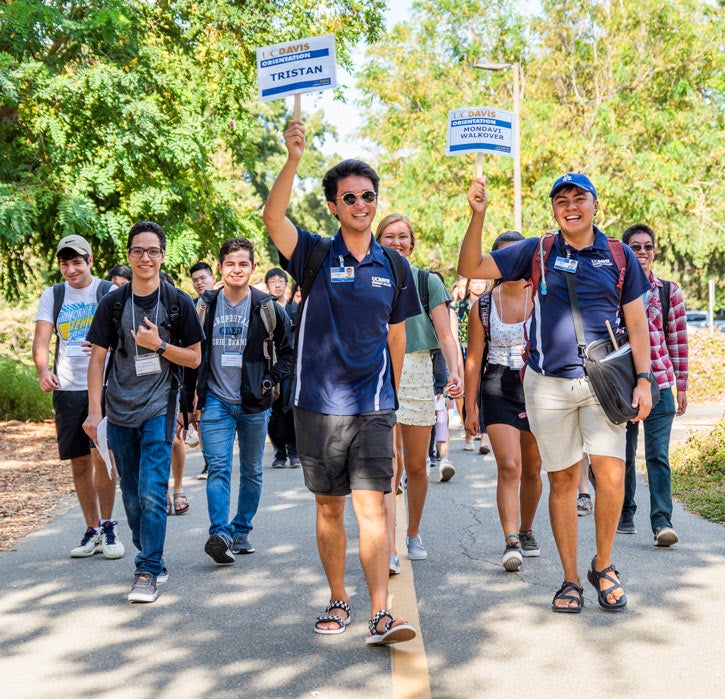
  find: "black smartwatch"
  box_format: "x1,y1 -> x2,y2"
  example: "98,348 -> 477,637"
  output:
155,340 -> 167,356
636,372 -> 653,383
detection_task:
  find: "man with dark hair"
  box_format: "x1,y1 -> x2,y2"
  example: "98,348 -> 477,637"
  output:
190,262 -> 216,300
192,238 -> 292,563
459,173 -> 652,613
619,223 -> 688,546
107,264 -> 132,286
262,120 -> 420,646
264,267 -> 288,304
33,235 -> 124,560
263,266 -> 298,468
84,221 -> 203,603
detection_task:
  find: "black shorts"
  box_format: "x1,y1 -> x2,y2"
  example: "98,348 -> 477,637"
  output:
53,390 -> 95,460
481,363 -> 531,432
293,406 -> 395,496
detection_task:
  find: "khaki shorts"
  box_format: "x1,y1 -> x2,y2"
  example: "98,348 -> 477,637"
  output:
523,369 -> 626,471
396,350 -> 435,427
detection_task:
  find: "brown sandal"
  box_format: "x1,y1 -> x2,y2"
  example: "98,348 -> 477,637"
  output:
173,492 -> 189,515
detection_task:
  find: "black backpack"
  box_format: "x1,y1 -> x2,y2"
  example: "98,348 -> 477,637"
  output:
288,236 -> 408,352
106,281 -> 190,437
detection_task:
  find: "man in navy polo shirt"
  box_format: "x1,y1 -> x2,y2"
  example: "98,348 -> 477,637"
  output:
263,119 -> 420,646
458,173 -> 652,613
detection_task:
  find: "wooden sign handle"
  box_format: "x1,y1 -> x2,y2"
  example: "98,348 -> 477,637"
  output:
476,153 -> 483,179
293,94 -> 301,120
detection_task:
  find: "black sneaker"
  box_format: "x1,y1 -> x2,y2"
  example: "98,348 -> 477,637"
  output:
231,535 -> 255,554
617,515 -> 637,534
205,534 -> 235,564
196,465 -> 208,480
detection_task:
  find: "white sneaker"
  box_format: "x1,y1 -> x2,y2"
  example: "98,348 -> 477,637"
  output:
389,553 -> 401,575
99,521 -> 125,559
463,437 -> 474,452
70,527 -> 101,558
439,458 -> 456,482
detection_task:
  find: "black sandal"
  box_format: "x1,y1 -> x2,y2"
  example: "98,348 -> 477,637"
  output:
365,609 -> 416,646
587,557 -> 627,611
313,600 -> 351,635
552,581 -> 584,613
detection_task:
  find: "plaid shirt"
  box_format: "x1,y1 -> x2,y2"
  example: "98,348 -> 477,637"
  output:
646,272 -> 688,391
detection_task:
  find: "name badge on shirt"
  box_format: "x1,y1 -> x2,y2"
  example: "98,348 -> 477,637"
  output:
134,354 -> 162,376
554,256 -> 578,273
508,348 -> 524,370
221,352 -> 243,368
66,340 -> 86,358
330,266 -> 355,283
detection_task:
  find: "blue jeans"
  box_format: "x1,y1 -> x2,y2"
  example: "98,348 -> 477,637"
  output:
623,388 -> 676,531
200,393 -> 270,539
107,414 -> 172,576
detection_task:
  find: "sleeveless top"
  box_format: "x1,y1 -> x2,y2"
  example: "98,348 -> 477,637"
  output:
485,288 -> 530,367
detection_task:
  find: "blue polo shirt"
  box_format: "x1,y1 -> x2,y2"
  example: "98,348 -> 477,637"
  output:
491,228 -> 649,378
284,227 -> 420,415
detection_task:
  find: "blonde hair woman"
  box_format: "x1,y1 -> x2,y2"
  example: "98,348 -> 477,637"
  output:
375,214 -> 463,568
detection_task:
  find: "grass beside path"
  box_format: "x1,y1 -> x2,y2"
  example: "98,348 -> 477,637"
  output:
671,418 -> 725,525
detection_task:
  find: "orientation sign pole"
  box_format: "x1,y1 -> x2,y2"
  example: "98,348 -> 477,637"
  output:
257,34 -> 337,120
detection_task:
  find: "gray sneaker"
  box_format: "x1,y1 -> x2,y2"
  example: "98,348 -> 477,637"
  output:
231,535 -> 255,554
157,563 -> 169,584
577,494 -> 594,517
406,535 -> 428,561
519,529 -> 540,557
272,458 -> 287,468
70,527 -> 101,558
654,526 -> 678,547
128,574 -> 158,603
205,534 -> 235,564
389,553 -> 401,575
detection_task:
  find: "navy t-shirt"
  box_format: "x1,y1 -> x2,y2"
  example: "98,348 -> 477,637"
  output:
284,227 -> 420,415
491,229 -> 649,378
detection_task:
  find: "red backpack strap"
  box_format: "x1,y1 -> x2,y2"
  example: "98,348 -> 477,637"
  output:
606,238 -> 627,297
478,290 -> 492,343
522,234 -> 556,367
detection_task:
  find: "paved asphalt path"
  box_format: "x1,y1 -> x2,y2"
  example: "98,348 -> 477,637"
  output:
1,404 -> 723,698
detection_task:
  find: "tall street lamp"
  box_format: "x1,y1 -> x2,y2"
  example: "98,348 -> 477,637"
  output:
473,62 -> 522,232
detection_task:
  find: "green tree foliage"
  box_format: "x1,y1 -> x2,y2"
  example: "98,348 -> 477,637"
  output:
357,0 -> 724,304
0,0 -> 385,297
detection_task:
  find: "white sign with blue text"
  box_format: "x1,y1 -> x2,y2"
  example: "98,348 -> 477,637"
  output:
447,106 -> 515,158
257,35 -> 337,102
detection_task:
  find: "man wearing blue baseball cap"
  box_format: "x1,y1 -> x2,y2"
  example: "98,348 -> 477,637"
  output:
458,172 -> 651,614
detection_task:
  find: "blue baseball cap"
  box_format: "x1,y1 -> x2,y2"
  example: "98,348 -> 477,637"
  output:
549,173 -> 597,199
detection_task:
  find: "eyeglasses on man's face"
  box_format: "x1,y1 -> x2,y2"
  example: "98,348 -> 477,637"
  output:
128,247 -> 164,258
628,243 -> 654,252
336,190 -> 377,206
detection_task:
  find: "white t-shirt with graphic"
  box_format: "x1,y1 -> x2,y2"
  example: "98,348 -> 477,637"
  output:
35,277 -> 108,391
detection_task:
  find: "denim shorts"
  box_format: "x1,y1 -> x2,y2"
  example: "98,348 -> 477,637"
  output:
293,407 -> 395,496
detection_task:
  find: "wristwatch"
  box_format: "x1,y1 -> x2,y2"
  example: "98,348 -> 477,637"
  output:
155,341 -> 167,356
636,372 -> 653,383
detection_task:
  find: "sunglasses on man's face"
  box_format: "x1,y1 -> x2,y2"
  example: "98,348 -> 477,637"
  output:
629,243 -> 654,252
336,190 -> 377,206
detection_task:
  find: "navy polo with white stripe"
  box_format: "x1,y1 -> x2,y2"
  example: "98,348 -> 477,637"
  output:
491,228 -> 649,379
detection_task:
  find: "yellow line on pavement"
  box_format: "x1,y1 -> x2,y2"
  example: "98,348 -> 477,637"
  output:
389,492 -> 431,699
